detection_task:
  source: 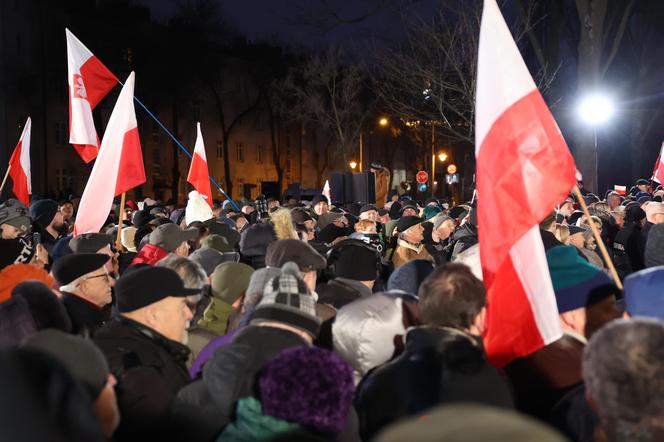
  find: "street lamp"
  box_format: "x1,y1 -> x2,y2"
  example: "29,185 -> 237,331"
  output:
378,117 -> 389,127
438,152 -> 447,162
578,93 -> 615,192
349,160 -> 358,170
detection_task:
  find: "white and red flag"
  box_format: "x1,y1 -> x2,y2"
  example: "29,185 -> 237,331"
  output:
187,123 -> 213,208
75,72 -> 145,235
652,142 -> 664,184
8,117 -> 32,206
66,28 -> 118,163
322,180 -> 331,205
475,0 -> 577,367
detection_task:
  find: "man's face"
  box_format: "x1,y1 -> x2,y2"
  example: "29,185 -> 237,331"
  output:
391,194 -> 399,202
567,233 -> 585,249
403,207 -> 418,217
241,206 -> 255,215
560,202 -> 574,217
314,201 -> 329,216
638,184 -> 649,193
652,211 -> 664,225
79,267 -> 115,307
585,295 -> 619,338
51,211 -> 65,229
608,195 -> 621,209
332,216 -> 348,229
59,203 -> 74,221
235,217 -> 249,231
152,296 -> 193,344
436,220 -> 456,241
175,240 -> 190,257
404,223 -> 424,243
379,214 -> 390,224
1,223 -> 24,239
304,219 -> 316,231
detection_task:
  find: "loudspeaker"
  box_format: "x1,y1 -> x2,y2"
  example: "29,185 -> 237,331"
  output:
351,172 -> 376,204
329,173 -> 345,204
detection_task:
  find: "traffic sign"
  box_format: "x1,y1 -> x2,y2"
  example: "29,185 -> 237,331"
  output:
416,170 -> 429,184
445,173 -> 459,184
447,164 -> 457,174
418,183 -> 428,192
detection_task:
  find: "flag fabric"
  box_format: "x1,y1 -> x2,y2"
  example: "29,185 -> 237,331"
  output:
75,72 -> 145,235
322,180 -> 331,205
614,185 -> 627,196
652,142 -> 664,184
8,117 -> 32,206
475,0 -> 577,367
66,28 -> 118,163
187,123 -> 213,208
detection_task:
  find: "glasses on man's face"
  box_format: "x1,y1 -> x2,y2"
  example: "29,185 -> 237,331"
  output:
83,271 -> 112,283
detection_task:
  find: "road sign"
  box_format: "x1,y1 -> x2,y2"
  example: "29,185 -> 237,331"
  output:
416,170 -> 429,184
418,183 -> 428,192
447,164 -> 457,174
445,173 -> 459,184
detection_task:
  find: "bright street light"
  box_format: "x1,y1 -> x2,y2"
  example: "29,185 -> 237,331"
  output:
378,117 -> 388,127
578,94 -> 615,125
438,152 -> 447,162
349,160 -> 358,170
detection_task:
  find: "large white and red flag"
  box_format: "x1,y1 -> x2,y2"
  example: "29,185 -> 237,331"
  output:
475,0 -> 577,367
187,123 -> 213,208
8,117 -> 32,206
75,72 -> 145,235
652,142 -> 664,183
66,28 -> 118,163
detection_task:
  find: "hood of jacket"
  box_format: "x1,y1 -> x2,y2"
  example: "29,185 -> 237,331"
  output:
332,294 -> 406,384
452,223 -> 478,242
130,243 -> 169,266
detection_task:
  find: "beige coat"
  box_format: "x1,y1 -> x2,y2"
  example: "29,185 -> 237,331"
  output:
392,239 -> 434,268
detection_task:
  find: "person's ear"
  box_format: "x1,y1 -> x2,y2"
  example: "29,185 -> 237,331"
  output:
472,307 -> 487,335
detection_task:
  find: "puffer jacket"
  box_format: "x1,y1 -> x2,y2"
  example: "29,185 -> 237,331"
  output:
332,294 -> 406,384
130,243 -> 168,266
239,222 -> 276,269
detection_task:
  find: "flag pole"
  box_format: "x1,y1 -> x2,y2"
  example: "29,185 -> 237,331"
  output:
0,165 -> 11,195
573,185 -> 623,289
115,192 -> 126,252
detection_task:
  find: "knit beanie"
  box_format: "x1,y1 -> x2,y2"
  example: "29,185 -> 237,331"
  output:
423,205 -> 442,220
211,262 -> 255,304
387,259 -> 435,296
250,262 -> 321,338
0,264 -> 53,304
546,245 -> 614,313
29,199 -> 58,228
259,346 -> 354,435
245,266 -> 282,304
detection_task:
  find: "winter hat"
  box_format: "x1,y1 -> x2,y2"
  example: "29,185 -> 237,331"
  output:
625,205 -> 646,223
0,238 -> 34,270
400,202 -> 418,215
430,214 -> 453,231
170,208 -> 186,225
69,233 -> 113,253
12,281 -> 71,332
259,346 -> 354,435
624,266 -> 664,320
250,262 -> 321,338
132,210 -> 155,228
388,201 -> 402,220
120,226 -> 137,252
51,253 -> 110,286
646,223 -> 664,268
290,208 -> 313,224
29,199 -> 58,228
388,259 -> 435,296
245,266 -> 281,303
190,247 -> 232,276
50,236 -> 74,262
317,223 -> 349,245
115,266 -> 201,313
311,194 -> 328,207
207,221 -> 240,247
359,204 -> 377,215
423,205 -> 442,220
317,212 -> 344,230
25,330 -> 109,399
396,216 -> 421,233
546,245 -> 615,313
568,225 -> 586,236
211,262 -> 255,304
329,239 -> 380,281
0,198 -> 31,232
149,223 -> 197,253
0,264 -> 54,304
201,233 -> 233,253
266,239 -> 326,272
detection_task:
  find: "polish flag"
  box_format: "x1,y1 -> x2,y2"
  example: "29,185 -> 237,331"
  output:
322,180 -> 331,205
475,0 -> 577,367
652,142 -> 664,184
8,117 -> 32,206
614,185 -> 627,196
66,28 -> 118,163
75,72 -> 145,235
187,123 -> 213,208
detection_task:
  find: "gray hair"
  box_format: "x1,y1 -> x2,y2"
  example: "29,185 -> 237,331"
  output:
583,318 -> 664,441
157,254 -> 207,289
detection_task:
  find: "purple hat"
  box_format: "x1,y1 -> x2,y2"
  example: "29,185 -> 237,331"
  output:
259,346 -> 355,435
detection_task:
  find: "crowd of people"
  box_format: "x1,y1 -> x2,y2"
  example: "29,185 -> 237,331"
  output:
2,175 -> 664,441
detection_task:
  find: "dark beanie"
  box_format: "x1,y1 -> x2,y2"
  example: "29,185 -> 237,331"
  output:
396,216 -> 421,233
626,205 -> 646,223
25,330 -> 109,398
311,194 -> 327,206
388,202 -> 402,220
266,239 -> 326,272
317,224 -> 349,245
387,259 -> 435,295
29,199 -> 58,228
51,253 -> 110,286
332,240 -> 379,281
259,346 -> 354,435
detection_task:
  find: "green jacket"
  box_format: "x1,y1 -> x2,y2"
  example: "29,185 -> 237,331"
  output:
219,397 -> 327,441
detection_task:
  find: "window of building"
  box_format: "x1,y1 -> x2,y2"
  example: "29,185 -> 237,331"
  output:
55,169 -> 73,191
216,140 -> 223,158
55,122 -> 67,146
256,144 -> 263,164
236,142 -> 244,162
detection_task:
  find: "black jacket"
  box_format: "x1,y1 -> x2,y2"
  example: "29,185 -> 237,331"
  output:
317,278 -> 370,309
613,222 -> 646,279
93,316 -> 190,441
450,224 -> 478,261
61,292 -> 109,336
355,327 -> 513,441
174,325 -> 308,441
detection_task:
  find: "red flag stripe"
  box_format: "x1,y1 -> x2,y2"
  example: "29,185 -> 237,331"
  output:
79,55 -> 118,108
114,127 -> 146,196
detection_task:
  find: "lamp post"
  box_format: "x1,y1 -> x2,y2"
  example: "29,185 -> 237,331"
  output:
578,93 -> 615,193
349,160 -> 358,171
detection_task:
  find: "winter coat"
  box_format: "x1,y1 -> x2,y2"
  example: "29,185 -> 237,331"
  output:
174,326 -> 309,441
612,222 -> 646,279
130,243 -> 168,266
355,326 -> 514,440
391,239 -> 434,268
504,333 -> 584,421
61,292 -> 109,336
332,294 -> 406,384
449,223 -> 478,261
239,222 -> 276,269
93,316 -> 191,440
317,278 -> 372,309
219,397 -> 327,442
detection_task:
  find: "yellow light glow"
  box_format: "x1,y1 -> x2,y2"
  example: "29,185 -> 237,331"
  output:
438,152 -> 447,162
379,117 -> 389,127
349,161 -> 358,170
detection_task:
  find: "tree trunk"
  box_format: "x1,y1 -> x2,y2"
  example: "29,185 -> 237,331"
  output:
171,97 -> 181,201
